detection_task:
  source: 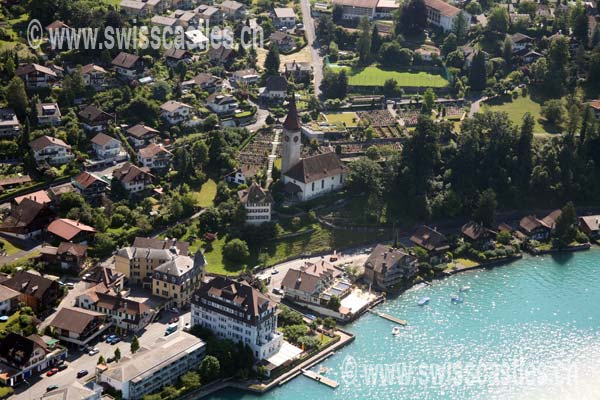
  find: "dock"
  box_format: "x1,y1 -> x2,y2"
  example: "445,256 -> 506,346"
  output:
302,369 -> 339,388
369,310 -> 407,325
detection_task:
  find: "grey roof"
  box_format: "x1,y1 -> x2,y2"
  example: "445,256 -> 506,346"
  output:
364,244 -> 416,273
284,152 -> 345,184
155,255 -> 195,277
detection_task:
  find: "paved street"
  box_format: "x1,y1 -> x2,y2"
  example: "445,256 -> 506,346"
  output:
299,0 -> 323,98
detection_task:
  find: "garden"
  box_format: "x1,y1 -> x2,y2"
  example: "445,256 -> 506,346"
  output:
330,65 -> 449,88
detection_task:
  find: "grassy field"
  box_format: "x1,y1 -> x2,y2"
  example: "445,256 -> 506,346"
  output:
330,65 -> 449,88
193,179 -> 217,208
0,238 -> 22,256
322,112 -> 360,127
482,94 -> 558,135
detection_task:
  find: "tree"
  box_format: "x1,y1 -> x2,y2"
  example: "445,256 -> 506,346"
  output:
465,1 -> 482,15
323,317 -> 337,330
473,189 -> 497,227
98,356 -> 105,365
199,355 -> 221,382
223,238 -> 250,262
328,295 -> 341,311
398,0 -> 427,35
422,88 -> 436,114
7,77 -> 28,119
346,158 -> 383,195
357,17 -> 371,65
442,33 -> 458,55
371,24 -> 382,56
453,12 -> 468,42
180,371 -> 201,389
469,51 -> 487,91
379,42 -> 412,67
496,230 -> 512,245
264,44 -> 280,76
502,37 -> 513,64
130,335 -> 140,354
488,7 -> 509,33
114,348 -> 121,362
553,202 -> 577,248
541,99 -> 565,126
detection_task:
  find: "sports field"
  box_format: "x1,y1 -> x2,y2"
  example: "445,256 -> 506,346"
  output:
330,65 -> 449,88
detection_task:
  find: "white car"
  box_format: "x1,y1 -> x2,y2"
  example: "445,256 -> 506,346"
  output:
184,323 -> 191,331
88,348 -> 99,356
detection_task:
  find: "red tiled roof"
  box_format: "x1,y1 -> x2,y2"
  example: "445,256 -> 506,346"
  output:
47,219 -> 96,241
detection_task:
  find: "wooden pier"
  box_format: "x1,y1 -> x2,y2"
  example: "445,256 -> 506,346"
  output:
369,310 -> 407,325
302,369 -> 339,388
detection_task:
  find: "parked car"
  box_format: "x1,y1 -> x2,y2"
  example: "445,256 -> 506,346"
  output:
88,348 -> 99,356
272,288 -> 284,295
271,269 -> 279,275
305,314 -> 317,321
57,363 -> 68,371
46,368 -> 59,377
106,335 -> 117,343
183,322 -> 191,331
65,282 -> 75,289
106,356 -> 115,363
110,336 -> 121,344
77,369 -> 88,378
47,385 -> 59,392
165,323 -> 178,336
169,316 -> 179,324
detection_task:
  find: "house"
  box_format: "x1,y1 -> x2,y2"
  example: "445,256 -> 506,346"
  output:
207,46 -> 235,65
160,100 -> 193,125
47,218 -> 96,244
238,183 -> 273,224
115,237 -> 190,284
230,68 -> 259,86
284,61 -> 312,81
170,10 -> 199,27
415,45 -> 441,61
363,244 -> 419,290
375,0 -> 400,18
0,175 -> 31,193
76,285 -> 153,332
461,221 -> 496,249
541,209 -> 561,230
49,307 -> 111,346
281,99 -> 345,201
510,13 -> 531,26
48,182 -> 75,204
152,251 -> 205,308
424,0 -> 470,31
97,332 -> 205,400
511,32 -> 534,52
410,225 -> 450,260
36,103 -> 62,126
269,31 -> 296,53
182,73 -> 222,92
0,333 -> 67,387
0,286 -> 20,316
220,0 -> 247,19
81,63 -> 107,89
41,381 -> 103,400
85,266 -> 125,292
29,136 -> 74,166
72,171 -> 110,200
519,215 -> 551,241
90,132 -> 124,160
206,93 -> 238,115
120,0 -> 149,16
45,20 -> 70,31
589,99 -> 600,117
184,29 -> 210,50
580,215 -> 600,239
111,52 -> 143,80
520,50 -> 543,64
281,260 -> 344,306
331,0 -> 378,20
163,48 -> 192,67
273,7 -> 297,28
151,15 -> 178,28
0,109 -> 21,138
224,165 -> 259,186
195,4 -> 222,25
126,124 -> 160,148
78,105 -> 114,133
38,242 -> 88,271
191,277 -> 283,360
113,163 -> 154,194
1,271 -> 61,312
15,63 -> 57,88
12,189 -> 52,210
138,143 -> 174,171
0,199 -> 54,240
261,75 -> 288,100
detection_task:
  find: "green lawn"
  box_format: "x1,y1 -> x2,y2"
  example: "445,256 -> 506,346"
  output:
330,65 -> 449,88
193,179 -> 217,208
482,94 -> 558,135
0,239 -> 22,256
322,112 -> 360,127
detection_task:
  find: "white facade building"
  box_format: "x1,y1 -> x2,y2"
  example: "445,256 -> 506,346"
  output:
238,182 -> 272,224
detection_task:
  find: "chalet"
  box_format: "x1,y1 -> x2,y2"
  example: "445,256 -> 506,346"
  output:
151,15 -> 178,27
579,215 -> 600,239
1,271 -> 61,312
195,4 -> 222,25
206,93 -> 238,115
29,135 -> 74,166
0,199 -> 55,239
224,165 -> 259,185
72,171 -> 110,200
47,218 -> 96,244
38,242 -> 88,271
541,209 -> 561,230
461,221 -> 496,249
207,46 -> 235,66
36,103 -> 61,126
126,124 -> 160,148
363,244 -> 418,290
12,189 -> 51,210
284,61 -> 312,81
120,0 -> 149,16
230,69 -> 259,86
238,183 -> 273,224
519,215 -> 551,241
511,32 -> 534,52
0,175 -> 31,193
113,162 -> 154,193
0,109 -> 21,138
170,10 -> 199,27
138,143 -> 174,171
15,63 -> 57,88
0,286 -> 20,316
273,7 -> 297,28
49,307 -> 110,346
269,31 -> 296,53
111,52 -> 144,80
221,0 -> 247,19
521,50 -> 543,64
410,225 -> 450,258
261,75 -> 288,100
80,63 -> 107,89
160,100 -> 194,125
281,260 -> 344,306
182,73 -> 222,92
78,105 -> 114,133
91,132 -> 126,161
424,0 -> 470,31
164,48 -> 193,67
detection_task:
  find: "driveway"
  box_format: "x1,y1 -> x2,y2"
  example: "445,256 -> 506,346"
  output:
299,0 -> 324,98
244,100 -> 270,133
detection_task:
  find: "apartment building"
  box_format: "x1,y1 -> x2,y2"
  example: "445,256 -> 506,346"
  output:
363,244 -> 419,290
237,182 -> 272,224
152,251 -> 205,308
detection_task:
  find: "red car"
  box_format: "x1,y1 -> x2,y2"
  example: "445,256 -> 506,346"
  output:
46,368 -> 59,377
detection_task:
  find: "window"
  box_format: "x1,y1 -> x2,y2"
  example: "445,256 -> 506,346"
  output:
321,180 -> 324,189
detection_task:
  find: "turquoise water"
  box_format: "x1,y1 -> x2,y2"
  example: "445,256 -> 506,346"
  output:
206,251 -> 600,400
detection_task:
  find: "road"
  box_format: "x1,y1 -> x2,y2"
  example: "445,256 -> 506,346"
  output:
299,0 -> 323,98
242,100 -> 270,132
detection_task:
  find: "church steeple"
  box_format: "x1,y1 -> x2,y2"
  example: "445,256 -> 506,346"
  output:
283,95 -> 300,131
281,95 -> 302,175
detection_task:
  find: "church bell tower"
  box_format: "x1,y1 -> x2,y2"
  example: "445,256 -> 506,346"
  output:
281,96 -> 301,175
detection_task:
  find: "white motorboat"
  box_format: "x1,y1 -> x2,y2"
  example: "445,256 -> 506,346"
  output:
460,286 -> 471,292
451,296 -> 464,303
392,326 -> 401,335
418,297 -> 431,306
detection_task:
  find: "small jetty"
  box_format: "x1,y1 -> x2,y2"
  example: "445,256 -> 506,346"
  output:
302,369 -> 339,388
369,310 -> 407,325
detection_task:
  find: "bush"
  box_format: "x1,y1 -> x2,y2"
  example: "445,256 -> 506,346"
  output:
222,238 -> 250,262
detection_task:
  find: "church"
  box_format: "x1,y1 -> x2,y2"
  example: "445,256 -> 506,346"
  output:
281,98 -> 346,202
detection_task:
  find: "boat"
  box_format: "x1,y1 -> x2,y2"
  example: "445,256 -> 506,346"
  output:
418,297 -> 431,306
451,296 -> 464,303
392,326 -> 401,335
460,286 -> 471,292
319,366 -> 329,374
